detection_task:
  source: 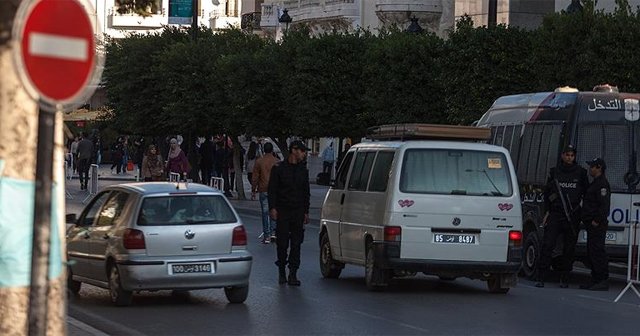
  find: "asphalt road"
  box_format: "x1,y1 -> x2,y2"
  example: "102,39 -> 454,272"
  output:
67,209 -> 640,336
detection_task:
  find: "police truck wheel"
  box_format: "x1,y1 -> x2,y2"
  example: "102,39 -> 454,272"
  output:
522,232 -> 540,279
365,243 -> 389,291
320,232 -> 343,278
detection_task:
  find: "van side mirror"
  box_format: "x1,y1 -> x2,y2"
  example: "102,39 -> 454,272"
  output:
329,180 -> 336,188
66,213 -> 77,224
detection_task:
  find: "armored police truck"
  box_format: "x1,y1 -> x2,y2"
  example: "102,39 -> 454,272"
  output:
477,85 -> 640,278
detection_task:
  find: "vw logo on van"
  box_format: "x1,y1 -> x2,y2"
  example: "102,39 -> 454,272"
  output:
452,217 -> 461,226
184,230 -> 196,240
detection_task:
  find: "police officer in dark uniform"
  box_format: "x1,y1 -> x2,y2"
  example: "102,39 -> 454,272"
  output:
580,158 -> 611,291
268,140 -> 310,286
536,145 -> 588,288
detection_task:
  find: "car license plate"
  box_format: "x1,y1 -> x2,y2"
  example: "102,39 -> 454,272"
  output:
582,231 -> 617,241
169,263 -> 213,275
434,234 -> 476,244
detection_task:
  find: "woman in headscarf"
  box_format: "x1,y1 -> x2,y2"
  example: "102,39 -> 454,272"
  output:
141,144 -> 164,181
166,138 -> 190,178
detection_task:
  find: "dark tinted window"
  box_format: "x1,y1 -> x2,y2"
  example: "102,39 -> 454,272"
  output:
348,151 -> 376,191
334,152 -> 354,189
138,195 -> 237,226
368,152 -> 395,192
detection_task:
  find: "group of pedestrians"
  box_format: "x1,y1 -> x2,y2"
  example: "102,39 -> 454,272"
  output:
66,131 -> 99,190
536,145 -> 611,291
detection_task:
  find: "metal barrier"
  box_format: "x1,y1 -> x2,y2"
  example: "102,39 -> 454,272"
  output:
64,160 -> 73,199
82,164 -> 99,204
614,222 -> 640,302
169,172 -> 181,182
210,176 -> 224,191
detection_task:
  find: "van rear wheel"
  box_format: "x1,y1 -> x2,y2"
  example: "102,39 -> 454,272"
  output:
522,232 -> 540,279
320,232 -> 343,278
365,243 -> 389,291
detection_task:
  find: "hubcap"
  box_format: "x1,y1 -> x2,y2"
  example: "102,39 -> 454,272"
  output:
109,268 -> 118,301
526,245 -> 536,268
321,242 -> 330,265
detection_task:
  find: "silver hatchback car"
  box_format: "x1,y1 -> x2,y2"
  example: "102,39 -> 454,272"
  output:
66,182 -> 252,306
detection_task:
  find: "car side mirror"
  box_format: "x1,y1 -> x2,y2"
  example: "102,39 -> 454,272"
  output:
329,180 -> 336,188
66,213 -> 77,224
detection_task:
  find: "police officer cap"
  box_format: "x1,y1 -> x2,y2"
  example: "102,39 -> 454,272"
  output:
586,157 -> 606,169
562,144 -> 577,153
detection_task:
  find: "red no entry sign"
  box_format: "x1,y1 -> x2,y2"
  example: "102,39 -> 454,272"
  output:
13,0 -> 102,111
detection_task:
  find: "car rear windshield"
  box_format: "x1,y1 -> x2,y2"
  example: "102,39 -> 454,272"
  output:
137,195 -> 237,226
400,149 -> 513,197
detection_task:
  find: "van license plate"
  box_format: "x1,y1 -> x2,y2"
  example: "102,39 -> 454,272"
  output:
434,234 -> 476,244
582,231 -> 617,242
170,263 -> 213,274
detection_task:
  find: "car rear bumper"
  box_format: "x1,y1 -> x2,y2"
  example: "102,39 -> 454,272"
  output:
116,253 -> 252,291
373,242 -> 521,275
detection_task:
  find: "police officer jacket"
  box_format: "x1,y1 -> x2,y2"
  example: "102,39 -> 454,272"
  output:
268,160 -> 310,213
544,162 -> 589,215
581,175 -> 611,226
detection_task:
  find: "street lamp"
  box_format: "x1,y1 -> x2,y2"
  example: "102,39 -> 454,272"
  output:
279,8 -> 292,33
406,16 -> 423,34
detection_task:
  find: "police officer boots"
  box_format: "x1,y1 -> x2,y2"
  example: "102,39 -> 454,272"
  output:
278,267 -> 287,285
288,268 -> 301,286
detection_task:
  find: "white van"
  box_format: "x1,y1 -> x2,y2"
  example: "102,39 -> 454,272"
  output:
319,124 -> 523,293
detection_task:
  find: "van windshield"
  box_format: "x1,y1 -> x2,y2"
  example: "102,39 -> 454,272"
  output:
400,149 -> 513,196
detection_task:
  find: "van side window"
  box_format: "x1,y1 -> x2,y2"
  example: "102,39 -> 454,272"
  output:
348,151 -> 376,191
334,152 -> 354,189
368,151 -> 395,192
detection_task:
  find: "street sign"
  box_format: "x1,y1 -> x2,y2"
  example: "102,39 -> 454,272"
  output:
13,0 -> 102,111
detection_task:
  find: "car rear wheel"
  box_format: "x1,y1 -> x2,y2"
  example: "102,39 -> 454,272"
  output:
109,265 -> 133,306
320,232 -> 343,279
487,275 -> 510,294
365,243 -> 389,291
67,267 -> 81,295
224,286 -> 249,304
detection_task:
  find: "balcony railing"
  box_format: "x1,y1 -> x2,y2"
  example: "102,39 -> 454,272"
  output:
241,12 -> 262,30
107,7 -> 166,28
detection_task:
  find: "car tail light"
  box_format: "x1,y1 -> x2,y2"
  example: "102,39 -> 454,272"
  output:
123,229 -> 145,249
509,230 -> 522,246
232,226 -> 247,246
384,226 -> 402,242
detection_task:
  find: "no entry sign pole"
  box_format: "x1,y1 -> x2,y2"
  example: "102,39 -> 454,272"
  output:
12,0 -> 102,334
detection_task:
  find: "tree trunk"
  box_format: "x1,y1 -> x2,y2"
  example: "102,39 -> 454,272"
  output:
0,1 -> 66,334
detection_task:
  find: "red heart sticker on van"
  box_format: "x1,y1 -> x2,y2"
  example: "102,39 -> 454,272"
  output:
398,200 -> 415,208
498,203 -> 513,211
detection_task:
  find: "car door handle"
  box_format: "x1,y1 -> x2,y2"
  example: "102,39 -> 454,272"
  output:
83,231 -> 90,239
102,234 -> 110,240
340,193 -> 345,205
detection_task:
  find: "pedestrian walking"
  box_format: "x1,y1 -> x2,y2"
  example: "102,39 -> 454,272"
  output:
141,145 -> 165,181
200,136 -> 215,185
246,140 -> 259,189
268,140 -> 310,286
252,142 -> 279,244
110,137 -> 124,174
535,144 -> 588,288
76,132 -> 94,190
321,142 -> 335,174
579,158 -> 611,291
70,135 -> 80,173
166,138 -> 190,179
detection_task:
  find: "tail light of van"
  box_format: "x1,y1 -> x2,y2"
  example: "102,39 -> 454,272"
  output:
232,226 -> 247,246
123,229 -> 146,249
509,230 -> 523,247
507,230 -> 523,263
384,226 -> 402,242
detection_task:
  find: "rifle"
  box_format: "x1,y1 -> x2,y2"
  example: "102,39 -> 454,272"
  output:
553,178 -> 578,236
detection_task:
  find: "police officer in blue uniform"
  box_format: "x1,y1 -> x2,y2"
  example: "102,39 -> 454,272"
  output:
580,158 -> 611,291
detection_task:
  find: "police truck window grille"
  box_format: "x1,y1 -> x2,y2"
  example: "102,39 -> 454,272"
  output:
510,124 -> 523,166
576,124 -> 630,191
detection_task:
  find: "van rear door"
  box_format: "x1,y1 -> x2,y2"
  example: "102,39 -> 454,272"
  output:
394,148 -> 520,262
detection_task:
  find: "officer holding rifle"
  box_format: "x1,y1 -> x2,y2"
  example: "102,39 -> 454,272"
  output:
536,145 -> 589,288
